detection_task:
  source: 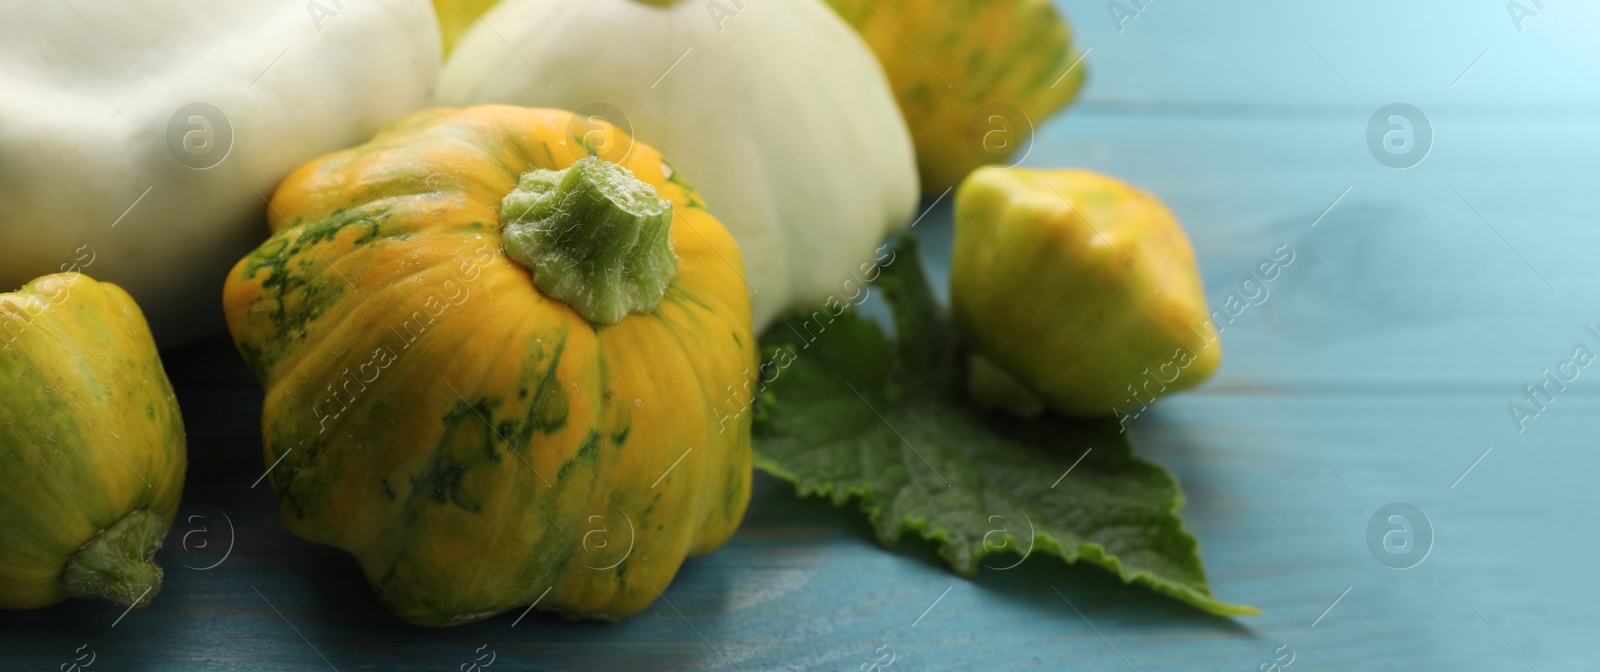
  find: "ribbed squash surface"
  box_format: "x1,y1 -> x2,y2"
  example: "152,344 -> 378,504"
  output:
224,106 -> 754,626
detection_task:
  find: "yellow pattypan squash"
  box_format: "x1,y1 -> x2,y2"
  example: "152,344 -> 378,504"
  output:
223,105 -> 755,626
0,273 -> 186,610
824,0 -> 1088,192
952,167 -> 1220,419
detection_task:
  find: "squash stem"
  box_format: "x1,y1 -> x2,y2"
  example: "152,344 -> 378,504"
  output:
499,157 -> 677,325
59,509 -> 166,608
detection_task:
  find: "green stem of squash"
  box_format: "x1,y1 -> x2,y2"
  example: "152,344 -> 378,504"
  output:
499,156 -> 677,325
59,509 -> 166,608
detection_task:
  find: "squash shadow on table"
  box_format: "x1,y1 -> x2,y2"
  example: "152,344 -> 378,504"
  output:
0,595 -> 118,662
279,538 -> 739,672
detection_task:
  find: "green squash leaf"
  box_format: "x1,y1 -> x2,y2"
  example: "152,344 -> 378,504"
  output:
752,237 -> 1257,618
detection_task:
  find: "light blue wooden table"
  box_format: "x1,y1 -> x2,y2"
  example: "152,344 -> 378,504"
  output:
6,0 -> 1598,669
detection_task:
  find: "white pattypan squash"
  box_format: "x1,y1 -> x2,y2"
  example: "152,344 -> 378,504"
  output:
0,0 -> 441,344
437,0 -> 918,331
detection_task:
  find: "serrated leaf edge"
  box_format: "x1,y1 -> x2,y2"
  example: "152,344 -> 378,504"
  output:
753,453 -> 1260,618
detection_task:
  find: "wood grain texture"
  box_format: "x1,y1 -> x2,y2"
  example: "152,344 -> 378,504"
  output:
5,0 -> 1599,668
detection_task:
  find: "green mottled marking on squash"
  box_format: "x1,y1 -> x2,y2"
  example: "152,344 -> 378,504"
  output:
267,439 -> 310,521
958,61 -> 990,101
535,142 -> 559,174
557,431 -> 601,481
610,424 -> 629,448
572,132 -> 602,159
294,208 -> 386,248
906,81 -> 935,113
381,478 -> 397,501
532,506 -> 579,590
236,208 -> 397,372
579,431 -> 600,460
977,38 -> 1029,98
528,339 -> 569,435
413,397 -> 509,513
661,160 -> 705,210
284,436 -> 350,522
1023,38 -> 1074,93
0,363 -> 122,549
662,286 -> 711,314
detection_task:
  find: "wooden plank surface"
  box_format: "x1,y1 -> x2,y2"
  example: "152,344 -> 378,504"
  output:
5,0 -> 1598,669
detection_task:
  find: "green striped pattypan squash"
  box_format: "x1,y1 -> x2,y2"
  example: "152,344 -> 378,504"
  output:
224,106 -> 755,626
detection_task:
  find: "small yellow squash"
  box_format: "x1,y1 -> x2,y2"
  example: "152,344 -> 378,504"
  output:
0,273 -> 186,610
952,167 -> 1220,418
